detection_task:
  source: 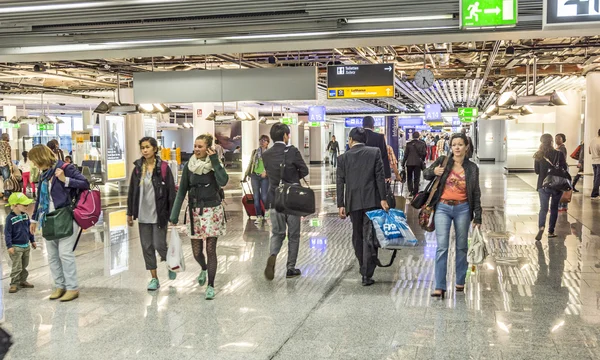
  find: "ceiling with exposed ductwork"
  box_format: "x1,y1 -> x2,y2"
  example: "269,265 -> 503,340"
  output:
0,35 -> 597,116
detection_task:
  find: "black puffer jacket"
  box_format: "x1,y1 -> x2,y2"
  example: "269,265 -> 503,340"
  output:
423,156 -> 482,224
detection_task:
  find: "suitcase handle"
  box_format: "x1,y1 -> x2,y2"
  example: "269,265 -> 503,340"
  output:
241,181 -> 253,196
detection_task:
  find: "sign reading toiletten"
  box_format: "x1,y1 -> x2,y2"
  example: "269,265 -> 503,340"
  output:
327,63 -> 395,99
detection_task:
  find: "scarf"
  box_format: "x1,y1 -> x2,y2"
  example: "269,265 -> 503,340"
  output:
187,155 -> 213,175
37,165 -> 56,229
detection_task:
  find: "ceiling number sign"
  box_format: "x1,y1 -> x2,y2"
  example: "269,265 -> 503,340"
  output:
461,0 -> 518,29
308,106 -> 326,123
544,0 -> 600,28
424,104 -> 442,121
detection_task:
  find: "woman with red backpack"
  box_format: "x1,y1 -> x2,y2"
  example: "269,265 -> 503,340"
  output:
127,137 -> 177,291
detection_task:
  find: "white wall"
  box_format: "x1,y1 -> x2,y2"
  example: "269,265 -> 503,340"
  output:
506,107 -> 557,170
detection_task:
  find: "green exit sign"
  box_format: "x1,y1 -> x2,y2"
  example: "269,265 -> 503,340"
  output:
280,117 -> 297,125
0,122 -> 19,129
460,117 -> 475,123
461,0 -> 517,29
309,122 -> 322,127
458,107 -> 479,118
37,124 -> 55,131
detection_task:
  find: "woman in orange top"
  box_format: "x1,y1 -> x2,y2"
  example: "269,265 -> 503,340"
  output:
423,133 -> 482,299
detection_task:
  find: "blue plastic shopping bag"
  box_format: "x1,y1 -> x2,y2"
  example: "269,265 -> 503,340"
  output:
366,209 -> 418,249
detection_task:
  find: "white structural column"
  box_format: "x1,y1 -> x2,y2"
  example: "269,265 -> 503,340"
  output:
124,113 -> 144,184
309,125 -> 324,164
241,107 -> 259,173
192,103 -> 215,140
555,90 -> 583,166
2,106 -> 18,160
584,73 -> 600,177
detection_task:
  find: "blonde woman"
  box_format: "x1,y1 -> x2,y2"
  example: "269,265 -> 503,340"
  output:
127,137 -> 177,291
170,134 -> 228,300
29,145 -> 89,302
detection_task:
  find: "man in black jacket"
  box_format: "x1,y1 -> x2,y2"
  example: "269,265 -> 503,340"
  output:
402,131 -> 428,197
326,135 -> 340,167
337,128 -> 389,286
262,123 -> 309,280
363,116 -> 391,180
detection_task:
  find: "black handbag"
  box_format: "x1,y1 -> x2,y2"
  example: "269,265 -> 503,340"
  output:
43,206 -> 74,241
542,155 -> 572,192
386,182 -> 396,209
274,148 -> 315,217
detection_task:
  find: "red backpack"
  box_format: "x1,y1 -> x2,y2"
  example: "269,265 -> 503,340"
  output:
61,163 -> 101,230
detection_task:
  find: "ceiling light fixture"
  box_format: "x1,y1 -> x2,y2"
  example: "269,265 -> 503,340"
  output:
520,105 -> 534,116
550,91 -> 568,106
484,104 -> 499,116
223,26 -> 456,40
345,14 -> 453,24
0,0 -> 187,14
497,91 -> 517,107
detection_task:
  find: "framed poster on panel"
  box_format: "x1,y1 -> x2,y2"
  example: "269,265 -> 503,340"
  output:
102,116 -> 127,182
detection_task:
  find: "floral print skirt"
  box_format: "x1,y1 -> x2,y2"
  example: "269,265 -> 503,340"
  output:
188,205 -> 226,239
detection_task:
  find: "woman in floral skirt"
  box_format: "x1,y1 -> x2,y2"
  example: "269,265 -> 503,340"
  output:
170,134 -> 228,300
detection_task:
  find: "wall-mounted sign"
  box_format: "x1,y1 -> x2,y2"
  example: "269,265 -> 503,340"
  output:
461,0 -> 518,29
72,131 -> 91,143
344,117 -> 385,128
425,104 -> 442,121
308,106 -> 326,122
397,117 -> 424,126
105,116 -> 126,181
452,117 -> 462,126
37,124 -> 54,131
544,0 -> 600,28
327,63 -> 395,99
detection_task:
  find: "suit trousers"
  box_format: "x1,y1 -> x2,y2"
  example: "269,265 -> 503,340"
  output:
269,209 -> 301,270
406,166 -> 422,196
350,209 -> 378,278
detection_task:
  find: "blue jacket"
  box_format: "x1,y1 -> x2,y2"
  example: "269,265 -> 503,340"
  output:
32,160 -> 90,222
4,212 -> 34,248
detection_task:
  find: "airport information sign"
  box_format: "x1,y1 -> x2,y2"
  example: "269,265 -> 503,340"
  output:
327,64 -> 395,99
544,0 -> 600,28
461,0 -> 518,28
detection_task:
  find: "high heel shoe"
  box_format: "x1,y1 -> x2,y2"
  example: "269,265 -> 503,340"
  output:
430,289 -> 446,299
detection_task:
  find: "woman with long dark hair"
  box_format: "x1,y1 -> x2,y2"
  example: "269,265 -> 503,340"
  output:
534,133 -> 568,241
127,137 -> 177,290
424,133 -> 482,299
170,134 -> 228,300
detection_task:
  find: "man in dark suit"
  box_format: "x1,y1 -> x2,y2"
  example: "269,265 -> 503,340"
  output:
262,123 -> 309,281
363,116 -> 391,180
337,127 -> 389,286
402,131 -> 428,197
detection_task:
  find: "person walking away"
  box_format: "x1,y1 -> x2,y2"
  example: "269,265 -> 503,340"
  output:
47,139 -> 65,161
402,132 -> 427,197
19,151 -> 36,198
555,134 -> 569,212
170,134 -> 228,300
424,133 -> 482,299
5,193 -> 36,293
437,135 -> 448,159
127,137 -> 177,291
244,135 -> 270,225
572,142 -> 584,192
590,130 -> 600,199
534,134 -> 568,240
29,145 -> 90,302
214,139 -> 225,164
363,116 -> 391,181
398,131 -> 407,164
326,135 -> 340,167
0,133 -> 12,201
337,128 -> 389,286
262,123 -> 309,280
387,145 -> 401,180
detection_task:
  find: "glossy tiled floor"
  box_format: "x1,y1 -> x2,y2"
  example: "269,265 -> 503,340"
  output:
2,164 -> 600,359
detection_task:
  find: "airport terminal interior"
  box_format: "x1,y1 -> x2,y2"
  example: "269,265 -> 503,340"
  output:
0,1 -> 599,359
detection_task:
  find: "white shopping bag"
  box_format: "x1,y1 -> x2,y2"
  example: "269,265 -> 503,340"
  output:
467,227 -> 488,265
167,230 -> 185,272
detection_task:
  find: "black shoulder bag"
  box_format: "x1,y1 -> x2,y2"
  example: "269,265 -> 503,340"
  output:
273,147 -> 315,217
542,153 -> 572,192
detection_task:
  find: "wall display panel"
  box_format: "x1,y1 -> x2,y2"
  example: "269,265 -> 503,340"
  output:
104,116 -> 126,181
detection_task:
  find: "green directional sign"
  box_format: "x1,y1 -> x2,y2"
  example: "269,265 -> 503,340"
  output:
461,0 -> 518,29
37,124 -> 54,131
280,117 -> 297,125
458,107 -> 479,118
310,219 -> 321,227
0,122 -> 19,129
460,117 -> 475,123
309,122 -> 322,127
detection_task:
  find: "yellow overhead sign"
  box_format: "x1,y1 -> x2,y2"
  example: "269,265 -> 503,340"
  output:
328,86 -> 394,99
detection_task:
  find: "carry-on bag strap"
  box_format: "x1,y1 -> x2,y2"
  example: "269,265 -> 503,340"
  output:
425,156 -> 450,207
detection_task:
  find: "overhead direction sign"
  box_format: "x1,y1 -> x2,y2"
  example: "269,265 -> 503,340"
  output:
308,106 -> 326,123
327,63 -> 395,99
461,0 -> 518,29
544,0 -> 600,28
458,107 -> 479,118
424,104 -> 442,121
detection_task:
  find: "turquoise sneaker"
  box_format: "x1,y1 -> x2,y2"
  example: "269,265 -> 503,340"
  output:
205,286 -> 215,300
197,270 -> 207,286
168,270 -> 177,280
147,278 -> 160,291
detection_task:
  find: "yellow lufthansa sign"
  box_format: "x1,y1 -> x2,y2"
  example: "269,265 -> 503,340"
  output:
107,162 -> 126,180
327,86 -> 394,99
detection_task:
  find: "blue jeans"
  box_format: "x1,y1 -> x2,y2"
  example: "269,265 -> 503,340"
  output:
538,188 -> 563,233
251,173 -> 269,217
434,202 -> 471,291
330,152 -> 338,167
0,165 -> 10,198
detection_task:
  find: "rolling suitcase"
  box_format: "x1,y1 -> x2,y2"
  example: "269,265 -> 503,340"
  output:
241,181 -> 264,217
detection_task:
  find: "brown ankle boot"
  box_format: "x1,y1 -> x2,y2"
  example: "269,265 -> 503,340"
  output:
59,290 -> 79,302
49,288 -> 66,300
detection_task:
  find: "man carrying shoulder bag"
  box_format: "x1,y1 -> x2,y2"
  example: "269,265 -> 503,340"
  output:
262,123 -> 309,281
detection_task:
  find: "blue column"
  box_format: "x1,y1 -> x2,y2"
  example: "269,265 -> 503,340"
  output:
386,116 -> 399,159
